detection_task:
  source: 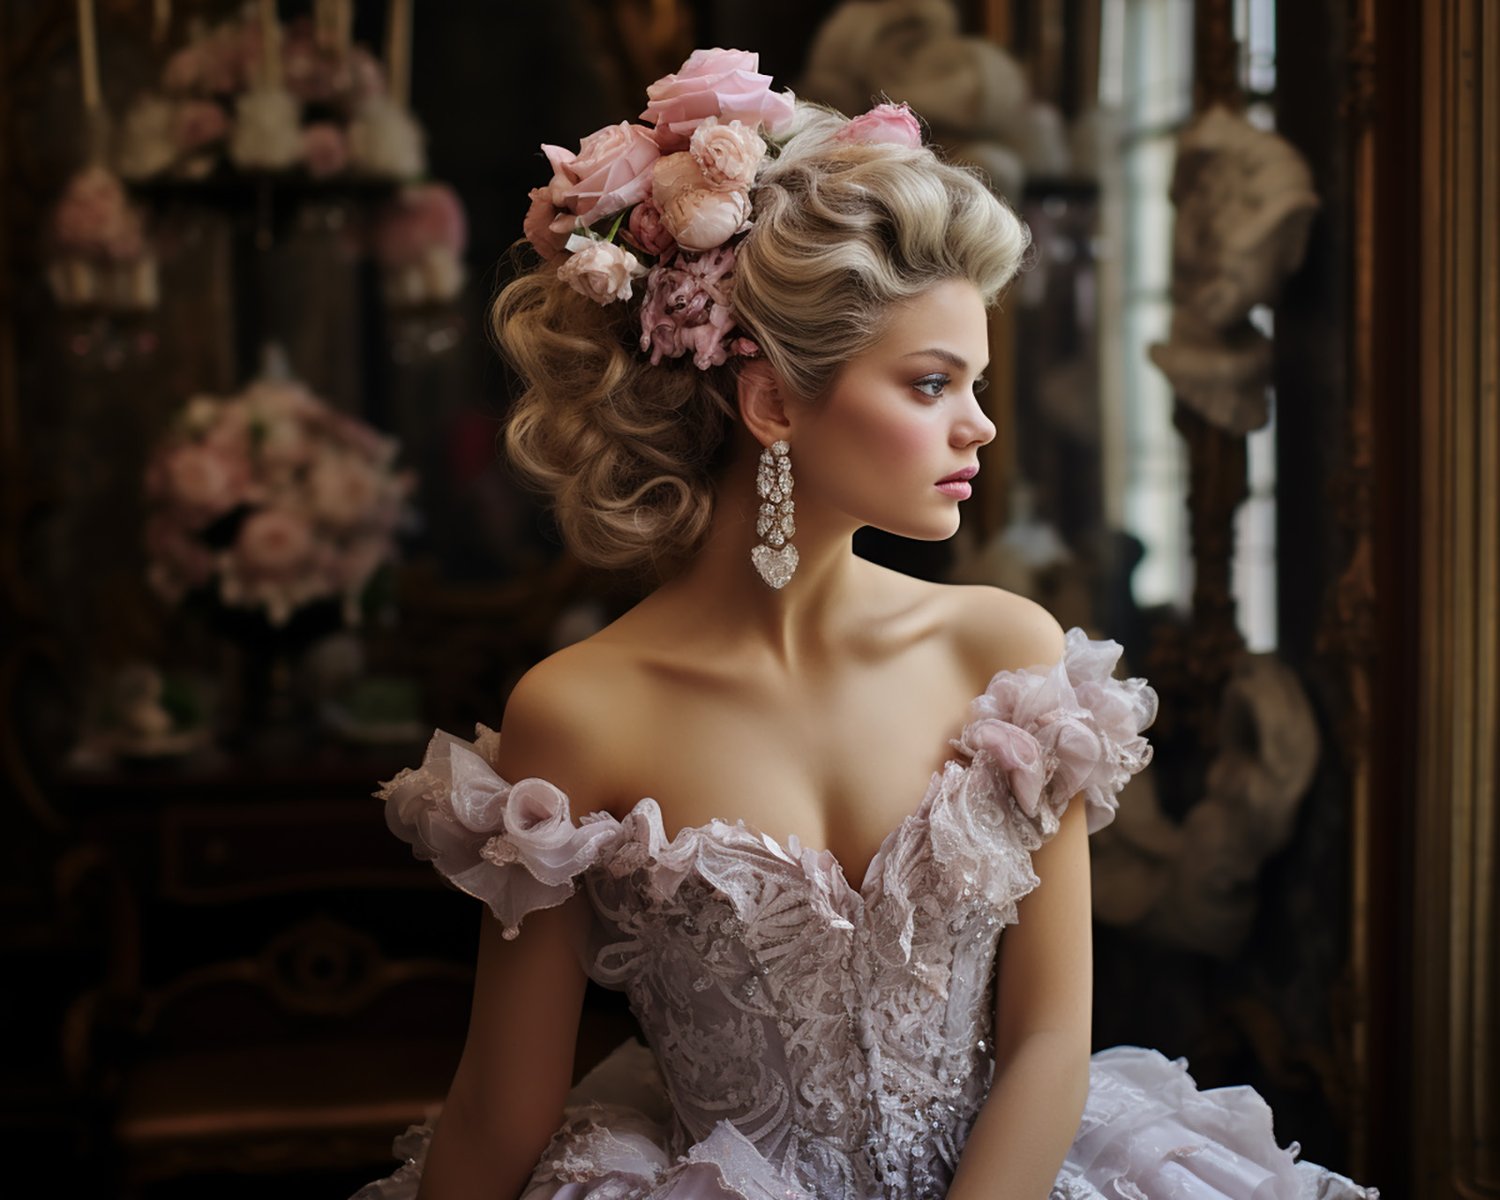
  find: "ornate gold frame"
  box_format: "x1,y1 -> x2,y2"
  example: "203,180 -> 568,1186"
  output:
1411,1 -> 1499,1193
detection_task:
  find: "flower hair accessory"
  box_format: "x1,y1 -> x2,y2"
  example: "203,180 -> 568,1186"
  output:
522,49 -> 922,371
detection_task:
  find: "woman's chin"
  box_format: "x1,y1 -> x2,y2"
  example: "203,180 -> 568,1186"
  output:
868,511 -> 965,542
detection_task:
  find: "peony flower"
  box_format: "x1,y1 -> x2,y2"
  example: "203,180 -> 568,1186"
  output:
640,48 -> 795,151
235,507 -> 314,576
301,122 -> 349,178
556,235 -> 648,305
625,201 -> 675,257
836,102 -> 923,148
542,121 -> 660,228
650,152 -> 706,209
660,185 -> 750,253
638,246 -> 738,369
689,117 -> 765,190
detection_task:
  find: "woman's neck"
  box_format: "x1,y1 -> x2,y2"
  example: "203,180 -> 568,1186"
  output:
651,430 -> 869,673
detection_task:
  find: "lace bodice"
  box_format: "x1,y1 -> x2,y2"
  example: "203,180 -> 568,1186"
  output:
379,628 -> 1157,1200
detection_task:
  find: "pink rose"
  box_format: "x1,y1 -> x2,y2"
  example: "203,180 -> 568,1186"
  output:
625,201 -> 675,257
836,102 -> 923,148
556,236 -> 648,305
302,122 -> 349,178
308,453 -> 382,528
174,100 -> 229,151
523,187 -> 570,259
235,507 -> 314,576
541,121 -> 660,228
689,117 -> 765,190
638,246 -> 738,370
164,445 -> 243,517
660,186 -> 750,252
640,48 -> 796,151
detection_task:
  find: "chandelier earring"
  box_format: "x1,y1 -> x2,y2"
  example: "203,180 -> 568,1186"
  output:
751,440 -> 798,589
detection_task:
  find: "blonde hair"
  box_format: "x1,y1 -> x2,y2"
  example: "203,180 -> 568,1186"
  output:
491,103 -> 1029,582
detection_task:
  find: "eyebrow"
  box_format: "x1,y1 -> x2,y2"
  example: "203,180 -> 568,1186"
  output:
902,349 -> 987,372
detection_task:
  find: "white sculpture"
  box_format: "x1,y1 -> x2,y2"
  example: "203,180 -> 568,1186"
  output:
1091,650 -> 1321,957
801,0 -> 1089,197
1149,106 -> 1320,434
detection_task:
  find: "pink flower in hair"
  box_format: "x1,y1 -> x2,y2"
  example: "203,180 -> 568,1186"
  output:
836,101 -> 923,148
640,48 -> 795,151
650,151 -> 750,252
625,201 -> 675,257
689,117 -> 765,190
542,121 -> 660,228
638,246 -> 739,370
523,187 -> 570,260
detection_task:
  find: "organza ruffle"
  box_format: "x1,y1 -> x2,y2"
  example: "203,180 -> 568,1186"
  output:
953,625 -> 1157,841
353,1041 -> 1377,1200
379,628 -> 1159,941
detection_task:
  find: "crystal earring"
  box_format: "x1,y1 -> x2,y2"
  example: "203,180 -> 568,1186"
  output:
751,439 -> 798,589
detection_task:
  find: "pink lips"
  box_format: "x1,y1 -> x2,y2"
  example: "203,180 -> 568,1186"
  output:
936,465 -> 978,497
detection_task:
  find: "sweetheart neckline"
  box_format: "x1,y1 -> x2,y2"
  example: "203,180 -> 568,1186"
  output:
593,654 -> 1040,899
607,751 -> 977,899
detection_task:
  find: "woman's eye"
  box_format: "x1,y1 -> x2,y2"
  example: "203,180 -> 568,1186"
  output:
914,375 -> 948,398
973,376 -> 990,395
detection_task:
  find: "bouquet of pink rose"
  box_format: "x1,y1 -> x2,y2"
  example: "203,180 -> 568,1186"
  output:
143,377 -> 416,629
522,48 -> 921,371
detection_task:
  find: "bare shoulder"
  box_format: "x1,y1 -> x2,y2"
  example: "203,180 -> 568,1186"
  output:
934,583 -> 1068,681
490,637 -> 640,819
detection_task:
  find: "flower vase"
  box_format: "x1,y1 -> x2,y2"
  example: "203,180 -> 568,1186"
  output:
216,599 -> 345,755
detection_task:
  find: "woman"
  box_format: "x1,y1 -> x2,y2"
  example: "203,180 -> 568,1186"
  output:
356,50 -> 1376,1200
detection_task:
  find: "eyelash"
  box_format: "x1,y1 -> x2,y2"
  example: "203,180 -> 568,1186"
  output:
913,374 -> 990,399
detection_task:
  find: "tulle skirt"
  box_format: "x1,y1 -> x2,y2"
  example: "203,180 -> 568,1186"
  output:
351,1039 -> 1378,1200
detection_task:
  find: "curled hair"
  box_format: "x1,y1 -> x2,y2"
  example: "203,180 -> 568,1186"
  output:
491,102 -> 1030,581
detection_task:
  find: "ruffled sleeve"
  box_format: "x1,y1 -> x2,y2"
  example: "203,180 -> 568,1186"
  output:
377,724 -> 621,939
952,626 -> 1158,842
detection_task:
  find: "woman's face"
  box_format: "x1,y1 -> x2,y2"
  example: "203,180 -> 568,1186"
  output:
791,278 -> 996,541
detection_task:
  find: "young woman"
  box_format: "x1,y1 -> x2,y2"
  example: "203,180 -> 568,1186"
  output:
355,50 -> 1376,1200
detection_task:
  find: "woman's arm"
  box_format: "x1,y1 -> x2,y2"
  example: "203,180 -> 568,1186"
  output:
416,896 -> 590,1200
944,788 -> 1094,1200
416,658 -> 607,1200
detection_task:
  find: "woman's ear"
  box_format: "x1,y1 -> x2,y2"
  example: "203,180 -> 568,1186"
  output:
737,359 -> 794,447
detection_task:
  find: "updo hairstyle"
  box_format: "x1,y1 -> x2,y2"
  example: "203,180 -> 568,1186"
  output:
490,103 -> 1030,582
